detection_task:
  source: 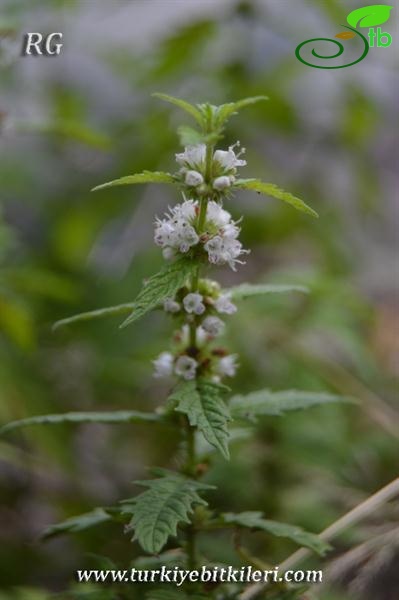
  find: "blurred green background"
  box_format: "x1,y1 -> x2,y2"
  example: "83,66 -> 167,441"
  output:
0,1 -> 398,599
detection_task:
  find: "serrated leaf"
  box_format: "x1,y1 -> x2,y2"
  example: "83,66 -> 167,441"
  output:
122,469 -> 214,554
347,5 -> 393,28
121,258 -> 198,328
0,410 -> 160,436
153,93 -> 204,125
171,379 -> 231,459
235,179 -> 318,218
42,508 -> 112,539
92,171 -> 175,192
212,96 -> 269,128
222,512 -> 330,555
53,302 -> 134,330
230,389 -> 351,422
227,283 -> 309,301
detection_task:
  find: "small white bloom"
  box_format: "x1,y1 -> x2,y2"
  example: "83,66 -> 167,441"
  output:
206,201 -> 231,228
185,170 -> 204,187
217,354 -> 238,377
153,352 -> 174,378
213,176 -> 231,191
172,199 -> 198,221
202,316 -> 225,336
164,298 -> 181,313
176,144 -> 206,169
221,222 -> 240,238
213,143 -> 246,170
204,235 -> 223,254
154,219 -> 174,247
183,292 -> 206,315
175,355 -> 198,380
215,294 -> 237,315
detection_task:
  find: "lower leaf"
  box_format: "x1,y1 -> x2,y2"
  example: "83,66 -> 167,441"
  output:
222,512 -> 330,555
122,469 -> 214,554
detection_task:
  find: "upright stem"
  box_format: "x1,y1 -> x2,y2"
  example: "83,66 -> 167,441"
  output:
185,136 -> 214,570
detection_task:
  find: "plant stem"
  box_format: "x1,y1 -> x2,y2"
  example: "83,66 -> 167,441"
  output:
185,135 -> 214,571
184,378 -> 197,570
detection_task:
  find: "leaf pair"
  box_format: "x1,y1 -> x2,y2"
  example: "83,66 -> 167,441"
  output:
153,92 -> 269,136
53,282 -> 309,331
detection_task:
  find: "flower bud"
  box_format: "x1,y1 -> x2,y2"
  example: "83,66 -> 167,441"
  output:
185,170 -> 204,187
213,176 -> 231,191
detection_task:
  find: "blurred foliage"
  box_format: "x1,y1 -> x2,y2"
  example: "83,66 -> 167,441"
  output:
0,1 -> 397,599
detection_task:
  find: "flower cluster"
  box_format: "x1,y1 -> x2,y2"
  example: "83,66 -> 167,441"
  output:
153,285 -> 238,382
154,199 -> 249,270
153,349 -> 238,382
152,141 -> 249,384
176,142 -> 246,193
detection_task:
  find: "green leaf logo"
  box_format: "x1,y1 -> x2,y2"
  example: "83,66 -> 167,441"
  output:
347,5 -> 393,28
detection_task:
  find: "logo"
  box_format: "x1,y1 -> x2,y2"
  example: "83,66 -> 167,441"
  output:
296,4 -> 393,69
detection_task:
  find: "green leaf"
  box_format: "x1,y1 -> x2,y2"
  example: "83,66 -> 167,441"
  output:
121,258 -> 198,328
53,303 -> 134,330
92,171 -> 175,192
0,410 -> 161,436
227,283 -> 309,301
235,179 -> 318,218
171,379 -> 231,459
212,96 -> 269,128
230,389 -> 351,422
222,512 -> 330,555
122,469 -> 214,554
347,5 -> 393,28
42,508 -> 112,539
152,93 -> 204,125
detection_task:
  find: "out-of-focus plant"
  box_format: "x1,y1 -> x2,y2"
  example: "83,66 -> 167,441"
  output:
1,95 -> 355,600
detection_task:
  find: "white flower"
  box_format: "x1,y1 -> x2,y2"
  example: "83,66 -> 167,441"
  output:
175,355 -> 198,380
213,142 -> 246,171
204,235 -> 249,271
154,220 -> 175,247
172,199 -> 197,221
154,201 -> 199,255
183,293 -> 206,315
164,298 -> 180,313
176,144 -> 206,169
202,316 -> 225,336
206,201 -> 231,228
215,294 -> 237,315
217,354 -> 238,378
204,235 -> 223,254
185,170 -> 204,187
213,176 -> 231,191
153,352 -> 174,378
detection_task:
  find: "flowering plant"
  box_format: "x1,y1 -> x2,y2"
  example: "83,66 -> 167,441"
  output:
2,94 -> 347,599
